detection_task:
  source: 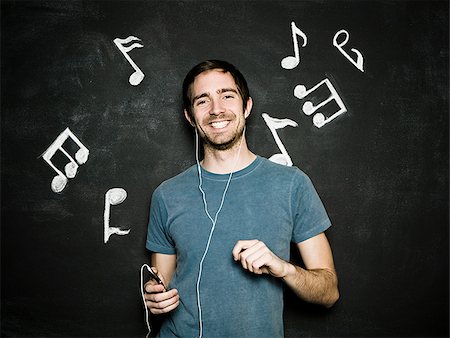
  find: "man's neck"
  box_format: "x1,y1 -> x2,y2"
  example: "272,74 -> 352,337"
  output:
201,140 -> 256,174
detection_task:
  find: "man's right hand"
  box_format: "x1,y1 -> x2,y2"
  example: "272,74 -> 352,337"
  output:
144,268 -> 180,314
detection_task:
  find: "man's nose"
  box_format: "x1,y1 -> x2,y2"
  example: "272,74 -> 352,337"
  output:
210,98 -> 225,115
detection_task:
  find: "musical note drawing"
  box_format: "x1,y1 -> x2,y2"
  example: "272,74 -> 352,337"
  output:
333,29 -> 364,72
262,113 -> 298,166
113,35 -> 145,86
104,188 -> 130,243
41,128 -> 89,193
281,21 -> 307,70
293,78 -> 347,128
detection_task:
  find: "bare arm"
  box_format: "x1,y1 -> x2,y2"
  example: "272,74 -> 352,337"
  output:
144,253 -> 179,314
283,233 -> 339,307
232,232 -> 339,308
151,252 -> 177,285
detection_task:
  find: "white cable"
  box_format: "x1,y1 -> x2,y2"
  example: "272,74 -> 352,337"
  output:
195,128 -> 245,338
140,129 -> 246,338
140,264 -> 152,338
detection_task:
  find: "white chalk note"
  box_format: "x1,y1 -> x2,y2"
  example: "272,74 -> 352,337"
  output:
333,29 -> 364,72
41,128 -> 89,193
262,113 -> 298,166
113,35 -> 145,86
104,188 -> 130,243
281,21 -> 307,70
294,78 -> 347,128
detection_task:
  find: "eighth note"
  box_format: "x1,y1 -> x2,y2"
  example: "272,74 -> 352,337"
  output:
294,78 -> 347,128
41,127 -> 89,193
113,35 -> 145,86
104,188 -> 130,243
262,113 -> 298,166
333,29 -> 364,72
281,21 -> 307,70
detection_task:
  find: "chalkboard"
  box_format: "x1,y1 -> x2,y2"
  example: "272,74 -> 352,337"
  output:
1,1 -> 448,337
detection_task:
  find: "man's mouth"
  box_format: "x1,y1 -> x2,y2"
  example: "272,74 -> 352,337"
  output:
209,120 -> 230,129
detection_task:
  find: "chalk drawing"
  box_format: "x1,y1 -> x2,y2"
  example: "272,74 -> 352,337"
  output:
104,188 -> 130,243
113,36 -> 145,86
41,128 -> 89,193
281,21 -> 307,70
333,29 -> 364,72
262,113 -> 298,166
294,78 -> 347,128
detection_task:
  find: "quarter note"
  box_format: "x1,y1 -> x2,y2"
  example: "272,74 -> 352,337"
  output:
104,188 -> 130,243
294,78 -> 347,128
281,21 -> 307,70
262,113 -> 298,166
113,35 -> 145,86
41,128 -> 89,193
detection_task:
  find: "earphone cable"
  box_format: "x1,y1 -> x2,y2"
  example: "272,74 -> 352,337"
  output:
194,128 -> 244,338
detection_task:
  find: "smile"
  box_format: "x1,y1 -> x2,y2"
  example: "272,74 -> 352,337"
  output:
210,120 -> 230,129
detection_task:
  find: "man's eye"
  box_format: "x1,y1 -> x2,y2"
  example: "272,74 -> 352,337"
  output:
196,99 -> 207,106
224,95 -> 235,99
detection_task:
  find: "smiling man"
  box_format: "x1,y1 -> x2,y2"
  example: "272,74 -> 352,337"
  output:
185,69 -> 250,153
144,60 -> 339,338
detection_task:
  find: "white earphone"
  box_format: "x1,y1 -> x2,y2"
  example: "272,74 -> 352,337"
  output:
141,127 -> 246,338
194,127 -> 245,338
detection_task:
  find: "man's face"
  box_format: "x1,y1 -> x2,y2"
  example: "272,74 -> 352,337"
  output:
185,69 -> 252,151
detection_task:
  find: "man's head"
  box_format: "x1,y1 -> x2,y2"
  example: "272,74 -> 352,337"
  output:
182,60 -> 253,151
183,60 -> 251,121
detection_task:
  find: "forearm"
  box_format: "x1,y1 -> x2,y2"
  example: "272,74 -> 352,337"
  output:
282,262 -> 339,308
145,253 -> 179,314
151,253 -> 177,285
232,237 -> 339,307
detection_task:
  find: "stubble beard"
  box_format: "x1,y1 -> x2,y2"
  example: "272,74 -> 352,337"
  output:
199,120 -> 245,152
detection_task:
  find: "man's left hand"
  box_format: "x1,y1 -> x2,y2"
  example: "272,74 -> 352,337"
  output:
232,239 -> 290,278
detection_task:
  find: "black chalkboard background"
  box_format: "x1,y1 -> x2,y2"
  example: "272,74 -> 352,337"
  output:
1,1 -> 448,337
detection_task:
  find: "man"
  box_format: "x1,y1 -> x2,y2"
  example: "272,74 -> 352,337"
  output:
145,60 -> 339,337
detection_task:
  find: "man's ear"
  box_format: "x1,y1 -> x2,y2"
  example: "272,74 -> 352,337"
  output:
244,97 -> 253,119
184,109 -> 195,127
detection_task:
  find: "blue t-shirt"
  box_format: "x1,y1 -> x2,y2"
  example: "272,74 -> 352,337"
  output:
146,156 -> 331,337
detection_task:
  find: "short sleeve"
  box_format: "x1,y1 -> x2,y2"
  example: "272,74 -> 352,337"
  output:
146,186 -> 176,254
291,170 -> 332,243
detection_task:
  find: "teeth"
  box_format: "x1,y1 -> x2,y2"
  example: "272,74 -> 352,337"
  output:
211,121 -> 229,129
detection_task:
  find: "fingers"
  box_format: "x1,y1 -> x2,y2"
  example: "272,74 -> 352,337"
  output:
144,287 -> 179,314
232,239 -> 259,261
144,280 -> 166,294
144,267 -> 179,314
146,267 -> 167,288
232,240 -> 273,274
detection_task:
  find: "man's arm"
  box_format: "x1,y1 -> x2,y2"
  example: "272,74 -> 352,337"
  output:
284,233 -> 339,307
144,253 -> 179,314
151,252 -> 177,284
232,232 -> 339,308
